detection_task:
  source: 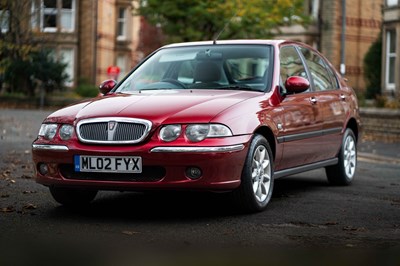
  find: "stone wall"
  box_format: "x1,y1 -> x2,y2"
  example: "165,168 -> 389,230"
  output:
360,108 -> 400,142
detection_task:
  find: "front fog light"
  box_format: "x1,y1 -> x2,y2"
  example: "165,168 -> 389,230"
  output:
59,124 -> 74,140
185,167 -> 202,180
38,163 -> 48,175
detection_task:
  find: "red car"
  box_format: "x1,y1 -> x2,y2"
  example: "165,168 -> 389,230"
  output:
32,40 -> 361,212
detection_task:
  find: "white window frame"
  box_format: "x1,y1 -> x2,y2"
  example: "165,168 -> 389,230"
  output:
39,0 -> 75,33
60,0 -> 75,32
386,0 -> 399,7
116,54 -> 127,80
0,9 -> 9,33
41,0 -> 57,32
59,47 -> 75,87
117,7 -> 128,41
385,30 -> 397,91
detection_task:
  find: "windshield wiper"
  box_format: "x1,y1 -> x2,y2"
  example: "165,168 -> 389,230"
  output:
218,85 -> 258,91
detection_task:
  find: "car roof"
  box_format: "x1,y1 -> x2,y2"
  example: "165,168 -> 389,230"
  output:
162,39 -> 295,48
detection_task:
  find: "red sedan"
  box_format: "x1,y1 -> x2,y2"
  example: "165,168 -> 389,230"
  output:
32,40 -> 361,212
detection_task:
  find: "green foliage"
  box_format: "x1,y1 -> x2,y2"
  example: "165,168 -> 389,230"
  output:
133,0 -> 308,43
75,79 -> 99,98
363,36 -> 382,99
2,49 -> 68,96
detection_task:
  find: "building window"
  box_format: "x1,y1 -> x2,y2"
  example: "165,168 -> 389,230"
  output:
43,0 -> 57,31
59,48 -> 75,86
60,0 -> 74,31
36,0 -> 75,32
0,9 -> 9,33
386,0 -> 399,7
385,30 -> 397,90
116,55 -> 127,79
117,7 -> 127,40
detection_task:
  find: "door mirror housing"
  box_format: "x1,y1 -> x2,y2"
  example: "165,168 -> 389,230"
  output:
99,79 -> 117,95
285,76 -> 310,94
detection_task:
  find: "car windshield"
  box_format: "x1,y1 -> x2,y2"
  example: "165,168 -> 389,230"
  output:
116,44 -> 273,93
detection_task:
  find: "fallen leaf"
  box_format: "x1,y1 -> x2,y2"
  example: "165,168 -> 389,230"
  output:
1,206 -> 15,213
122,230 -> 140,236
23,203 -> 37,210
324,221 -> 339,226
343,226 -> 366,232
23,190 -> 37,194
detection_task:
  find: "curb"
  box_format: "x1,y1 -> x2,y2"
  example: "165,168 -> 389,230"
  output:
358,152 -> 400,165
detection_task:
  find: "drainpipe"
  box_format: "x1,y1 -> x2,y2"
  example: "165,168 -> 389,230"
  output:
92,0 -> 98,85
340,0 -> 346,76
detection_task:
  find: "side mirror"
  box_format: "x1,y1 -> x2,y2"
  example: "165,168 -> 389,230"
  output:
99,79 -> 117,95
285,76 -> 310,94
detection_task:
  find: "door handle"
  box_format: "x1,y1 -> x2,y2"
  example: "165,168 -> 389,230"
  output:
310,97 -> 317,104
340,94 -> 346,101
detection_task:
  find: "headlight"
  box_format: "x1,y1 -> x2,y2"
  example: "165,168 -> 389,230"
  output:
59,124 -> 74,140
38,124 -> 58,140
185,124 -> 210,142
160,124 -> 182,142
208,124 -> 232,137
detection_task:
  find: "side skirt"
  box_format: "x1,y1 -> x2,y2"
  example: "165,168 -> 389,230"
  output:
274,158 -> 338,179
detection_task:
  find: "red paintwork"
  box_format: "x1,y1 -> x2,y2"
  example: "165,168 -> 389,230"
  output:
32,40 -> 361,192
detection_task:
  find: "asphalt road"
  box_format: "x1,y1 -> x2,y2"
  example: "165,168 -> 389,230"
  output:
1,108 -> 399,265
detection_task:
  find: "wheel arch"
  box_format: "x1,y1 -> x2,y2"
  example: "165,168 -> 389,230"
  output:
254,126 -> 276,160
346,118 -> 359,142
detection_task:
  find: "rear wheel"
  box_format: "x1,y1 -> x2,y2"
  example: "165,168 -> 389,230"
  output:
49,187 -> 98,206
325,128 -> 357,185
233,134 -> 274,212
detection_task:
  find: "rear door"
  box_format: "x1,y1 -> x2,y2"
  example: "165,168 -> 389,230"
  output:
298,46 -> 347,160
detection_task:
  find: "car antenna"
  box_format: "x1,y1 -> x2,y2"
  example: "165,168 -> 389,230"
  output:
213,10 -> 238,45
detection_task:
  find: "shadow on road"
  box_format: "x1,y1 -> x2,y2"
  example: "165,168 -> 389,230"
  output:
43,174 -> 329,221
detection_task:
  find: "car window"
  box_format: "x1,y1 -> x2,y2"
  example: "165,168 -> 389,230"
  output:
279,46 -> 309,91
116,44 -> 272,92
324,61 -> 340,89
299,47 -> 335,91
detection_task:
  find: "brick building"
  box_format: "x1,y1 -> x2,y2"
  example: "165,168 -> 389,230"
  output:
2,0 -> 389,93
382,0 -> 400,97
1,0 -> 142,87
276,0 -> 383,93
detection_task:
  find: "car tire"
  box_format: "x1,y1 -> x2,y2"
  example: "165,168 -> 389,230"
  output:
325,128 -> 357,185
49,187 -> 98,206
233,134 -> 274,212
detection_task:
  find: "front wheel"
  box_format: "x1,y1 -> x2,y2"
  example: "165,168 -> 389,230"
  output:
49,187 -> 98,206
325,128 -> 357,185
233,134 -> 274,212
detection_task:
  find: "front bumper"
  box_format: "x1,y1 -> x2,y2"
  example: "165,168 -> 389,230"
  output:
32,135 -> 251,191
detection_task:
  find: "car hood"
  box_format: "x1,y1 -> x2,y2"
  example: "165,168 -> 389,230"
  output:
47,90 -> 262,125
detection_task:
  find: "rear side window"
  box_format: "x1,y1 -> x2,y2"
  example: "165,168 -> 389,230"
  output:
299,47 -> 336,91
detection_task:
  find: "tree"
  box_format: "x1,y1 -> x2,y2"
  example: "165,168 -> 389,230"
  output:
363,36 -> 382,99
0,0 -> 67,96
133,0 -> 308,43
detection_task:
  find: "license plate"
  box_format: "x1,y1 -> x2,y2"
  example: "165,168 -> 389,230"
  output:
74,155 -> 142,173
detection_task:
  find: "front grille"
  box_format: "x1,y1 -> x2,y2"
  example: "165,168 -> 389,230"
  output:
60,164 -> 165,182
76,117 -> 152,144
